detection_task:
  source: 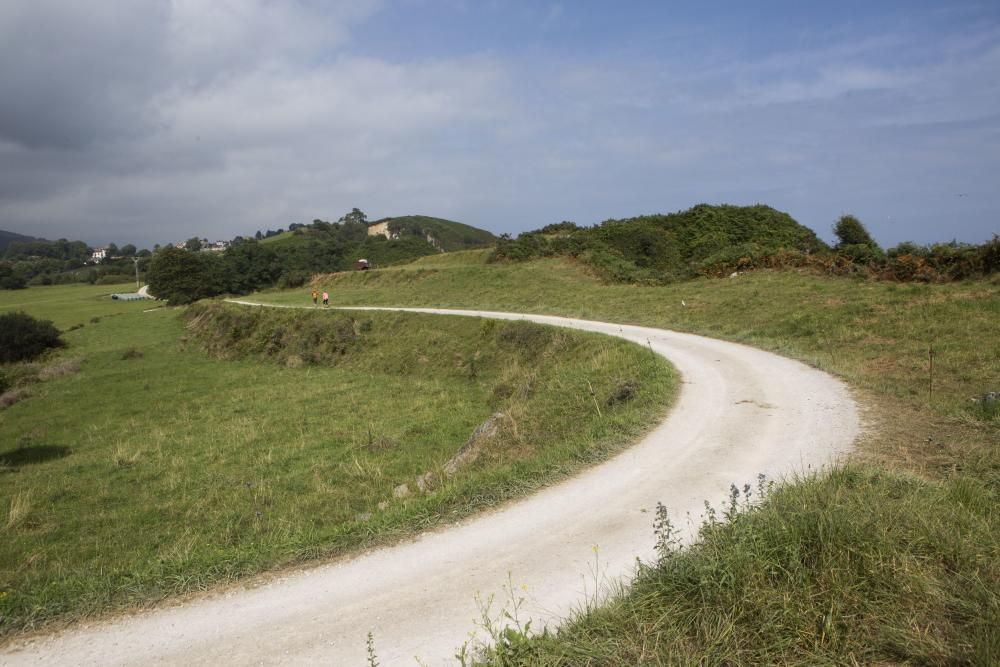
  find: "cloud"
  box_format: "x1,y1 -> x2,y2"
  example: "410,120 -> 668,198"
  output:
0,0 -> 380,150
0,1 -> 170,148
0,3 -> 997,248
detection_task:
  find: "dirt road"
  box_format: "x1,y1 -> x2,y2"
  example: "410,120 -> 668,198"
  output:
3,307 -> 859,666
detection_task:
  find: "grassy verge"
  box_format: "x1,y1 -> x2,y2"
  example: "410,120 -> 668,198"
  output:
482,466 -> 998,665
251,252 -> 999,664
0,287 -> 674,637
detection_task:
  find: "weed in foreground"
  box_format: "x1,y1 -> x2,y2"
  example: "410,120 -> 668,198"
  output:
366,630 -> 379,667
465,575 -> 539,666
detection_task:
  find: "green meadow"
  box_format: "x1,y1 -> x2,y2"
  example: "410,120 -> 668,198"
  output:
250,251 -> 998,665
0,283 -> 673,636
2,250 -> 998,663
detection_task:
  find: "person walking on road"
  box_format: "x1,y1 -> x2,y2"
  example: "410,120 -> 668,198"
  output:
311,289 -> 318,306
322,291 -> 329,307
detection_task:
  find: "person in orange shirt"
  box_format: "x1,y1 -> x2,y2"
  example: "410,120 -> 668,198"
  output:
311,289 -> 318,306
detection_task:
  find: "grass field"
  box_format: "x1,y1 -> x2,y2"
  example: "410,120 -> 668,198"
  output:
0,284 -> 674,637
249,252 -> 1000,664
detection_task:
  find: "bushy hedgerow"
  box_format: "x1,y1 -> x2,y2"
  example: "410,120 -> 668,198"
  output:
493,205 -> 997,285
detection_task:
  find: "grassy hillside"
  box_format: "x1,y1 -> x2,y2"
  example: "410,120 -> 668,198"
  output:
0,285 -> 673,636
252,252 -> 1000,664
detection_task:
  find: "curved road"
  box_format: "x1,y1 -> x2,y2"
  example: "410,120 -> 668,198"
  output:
3,306 -> 859,666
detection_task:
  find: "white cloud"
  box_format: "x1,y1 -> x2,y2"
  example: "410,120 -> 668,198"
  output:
1,3 -> 997,247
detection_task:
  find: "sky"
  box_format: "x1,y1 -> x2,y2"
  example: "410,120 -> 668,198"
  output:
1,1 -> 998,249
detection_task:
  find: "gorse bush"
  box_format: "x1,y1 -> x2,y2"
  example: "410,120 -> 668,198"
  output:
492,205 -> 999,284
491,204 -> 828,284
0,311 -> 64,363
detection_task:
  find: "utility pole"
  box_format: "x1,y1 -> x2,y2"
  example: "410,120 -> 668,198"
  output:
133,257 -> 140,289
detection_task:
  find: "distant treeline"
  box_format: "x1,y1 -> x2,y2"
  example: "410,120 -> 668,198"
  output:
147,213 -> 491,304
0,239 -> 148,289
490,204 -> 1000,283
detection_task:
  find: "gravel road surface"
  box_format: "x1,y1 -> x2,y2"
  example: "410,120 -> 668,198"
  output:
2,306 -> 859,666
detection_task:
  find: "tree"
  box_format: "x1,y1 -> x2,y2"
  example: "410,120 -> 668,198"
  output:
147,246 -> 209,304
0,311 -> 63,362
0,264 -> 26,290
833,215 -> 879,249
185,237 -> 203,252
223,240 -> 280,294
120,244 -> 137,257
340,208 -> 368,225
833,214 -> 883,265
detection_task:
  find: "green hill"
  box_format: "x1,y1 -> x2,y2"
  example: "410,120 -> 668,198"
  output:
0,228 -> 42,252
492,203 -> 828,283
368,215 -> 497,251
257,214 -> 495,277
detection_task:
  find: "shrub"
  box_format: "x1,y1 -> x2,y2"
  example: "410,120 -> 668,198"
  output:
0,311 -> 64,363
837,242 -> 886,267
981,235 -> 1000,274
833,214 -> 879,248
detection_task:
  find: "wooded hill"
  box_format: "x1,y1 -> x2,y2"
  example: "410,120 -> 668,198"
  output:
148,214 -> 497,303
254,214 -> 495,278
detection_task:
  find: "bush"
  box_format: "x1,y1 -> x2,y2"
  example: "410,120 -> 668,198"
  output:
837,242 -> 885,267
0,311 -> 64,363
833,214 -> 879,248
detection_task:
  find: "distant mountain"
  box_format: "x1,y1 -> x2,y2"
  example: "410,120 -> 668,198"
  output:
0,229 -> 42,252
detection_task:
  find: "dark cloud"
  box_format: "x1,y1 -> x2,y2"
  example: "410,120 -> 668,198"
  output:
0,1 -> 170,149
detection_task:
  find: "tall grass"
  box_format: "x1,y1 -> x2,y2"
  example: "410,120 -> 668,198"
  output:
475,467 -> 999,664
